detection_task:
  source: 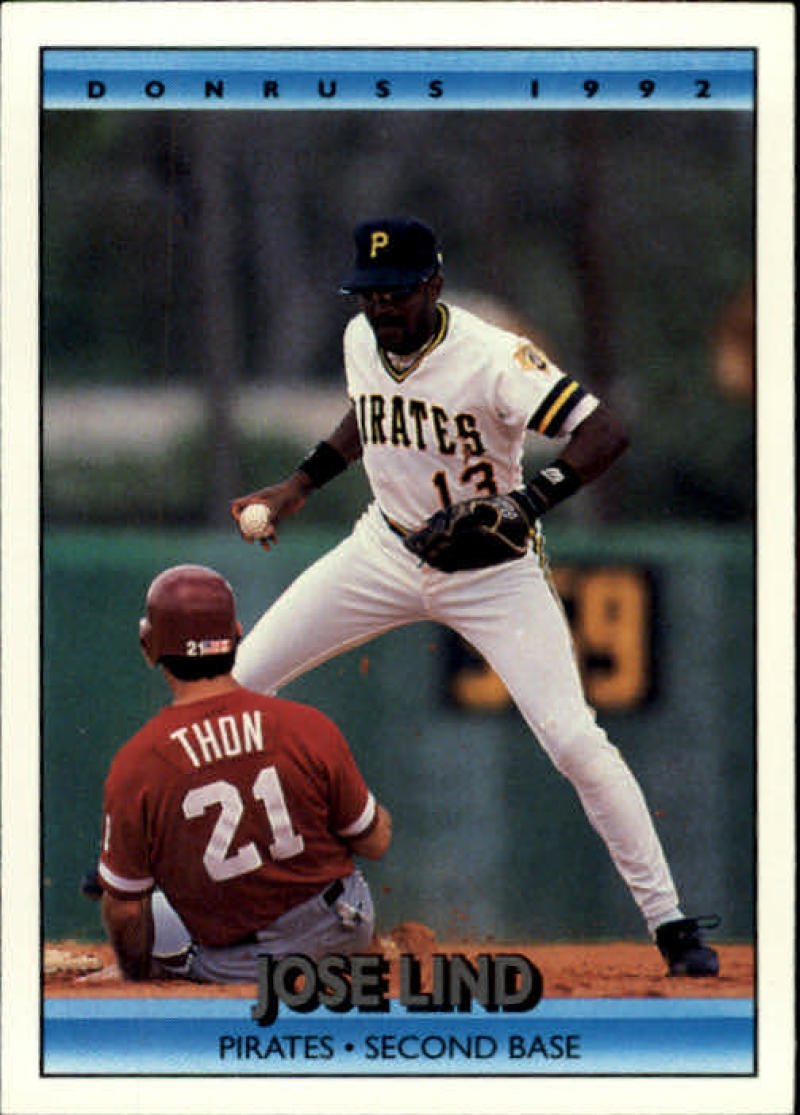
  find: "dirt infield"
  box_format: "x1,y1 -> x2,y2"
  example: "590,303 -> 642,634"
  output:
44,922 -> 753,1000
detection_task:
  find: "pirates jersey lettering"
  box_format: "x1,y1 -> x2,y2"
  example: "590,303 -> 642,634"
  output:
408,399 -> 428,450
431,405 -> 456,455
355,393 -> 479,458
369,395 -> 386,443
344,303 -> 598,530
455,413 -> 485,458
390,395 -> 411,447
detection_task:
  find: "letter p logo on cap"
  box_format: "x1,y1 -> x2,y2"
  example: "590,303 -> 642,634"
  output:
369,230 -> 390,258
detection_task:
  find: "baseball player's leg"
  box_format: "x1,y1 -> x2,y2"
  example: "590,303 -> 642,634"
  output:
188,873 -> 375,982
437,558 -> 681,934
234,509 -> 426,694
149,889 -> 195,976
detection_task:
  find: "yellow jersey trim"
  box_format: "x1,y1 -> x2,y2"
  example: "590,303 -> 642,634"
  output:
535,380 -> 579,434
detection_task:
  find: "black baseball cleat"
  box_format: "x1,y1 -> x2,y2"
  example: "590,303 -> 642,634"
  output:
79,868 -> 103,900
656,915 -> 720,976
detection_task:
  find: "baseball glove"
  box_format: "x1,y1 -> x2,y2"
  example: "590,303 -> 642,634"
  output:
403,493 -> 534,573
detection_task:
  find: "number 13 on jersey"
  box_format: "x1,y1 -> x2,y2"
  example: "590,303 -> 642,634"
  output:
433,461 -> 497,507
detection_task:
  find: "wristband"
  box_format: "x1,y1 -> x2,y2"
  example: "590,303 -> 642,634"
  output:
297,441 -> 348,489
517,459 -> 581,519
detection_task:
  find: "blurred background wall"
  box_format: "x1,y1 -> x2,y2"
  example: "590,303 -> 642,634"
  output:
41,107 -> 754,944
43,110 -> 754,524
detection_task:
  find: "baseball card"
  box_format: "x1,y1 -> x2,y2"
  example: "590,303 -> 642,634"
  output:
1,2 -> 794,1113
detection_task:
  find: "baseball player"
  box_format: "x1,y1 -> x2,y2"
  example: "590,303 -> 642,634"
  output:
231,218 -> 719,977
95,563 -> 392,982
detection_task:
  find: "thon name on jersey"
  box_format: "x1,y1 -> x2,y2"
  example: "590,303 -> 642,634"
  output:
169,709 -> 265,769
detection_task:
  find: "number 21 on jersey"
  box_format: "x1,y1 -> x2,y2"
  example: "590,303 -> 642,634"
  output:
182,765 -> 304,882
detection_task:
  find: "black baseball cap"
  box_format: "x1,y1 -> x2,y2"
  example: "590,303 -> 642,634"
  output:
339,218 -> 442,293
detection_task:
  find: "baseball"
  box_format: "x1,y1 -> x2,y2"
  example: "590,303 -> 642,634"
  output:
239,502 -> 272,539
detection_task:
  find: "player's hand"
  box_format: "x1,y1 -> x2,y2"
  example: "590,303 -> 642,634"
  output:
230,473 -> 313,550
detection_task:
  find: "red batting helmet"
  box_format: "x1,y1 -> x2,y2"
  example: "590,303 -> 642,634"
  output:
139,564 -> 239,662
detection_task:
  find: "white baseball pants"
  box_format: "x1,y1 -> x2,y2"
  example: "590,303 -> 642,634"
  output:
234,503 -> 681,934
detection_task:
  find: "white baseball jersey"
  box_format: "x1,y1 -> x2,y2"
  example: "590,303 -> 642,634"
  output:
344,303 -> 598,530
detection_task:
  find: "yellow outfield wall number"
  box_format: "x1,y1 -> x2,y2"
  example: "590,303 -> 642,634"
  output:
448,565 -> 653,713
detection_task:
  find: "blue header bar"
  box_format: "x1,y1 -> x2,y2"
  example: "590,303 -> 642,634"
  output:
43,49 -> 754,110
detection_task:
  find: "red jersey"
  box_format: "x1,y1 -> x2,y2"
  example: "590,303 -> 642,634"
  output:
98,688 -> 376,946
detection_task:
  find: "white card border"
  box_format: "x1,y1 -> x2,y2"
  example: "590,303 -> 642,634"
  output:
2,3 -> 795,1113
